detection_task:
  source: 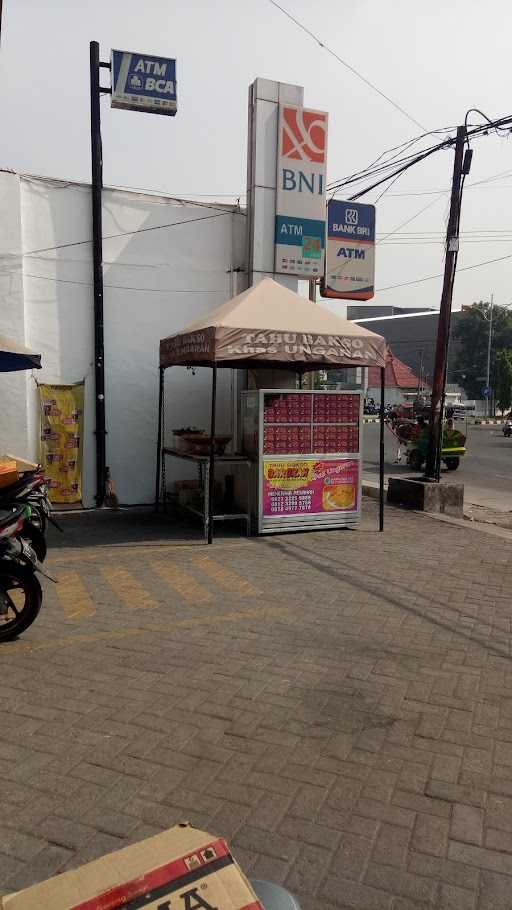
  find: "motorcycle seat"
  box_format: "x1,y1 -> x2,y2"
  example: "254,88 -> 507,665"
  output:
0,472 -> 42,498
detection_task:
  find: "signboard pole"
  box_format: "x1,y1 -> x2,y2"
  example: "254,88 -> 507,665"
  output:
207,365 -> 217,545
379,366 -> 385,531
89,41 -> 108,507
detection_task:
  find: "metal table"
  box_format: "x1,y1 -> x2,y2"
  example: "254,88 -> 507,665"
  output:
161,447 -> 252,540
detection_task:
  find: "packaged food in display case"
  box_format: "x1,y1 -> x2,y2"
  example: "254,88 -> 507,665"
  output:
242,389 -> 363,533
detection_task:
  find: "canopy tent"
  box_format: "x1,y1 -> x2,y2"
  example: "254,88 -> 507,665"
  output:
0,336 -> 41,372
157,278 -> 387,542
160,278 -> 386,371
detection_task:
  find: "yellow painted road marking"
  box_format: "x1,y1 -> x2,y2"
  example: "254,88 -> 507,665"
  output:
47,540 -> 256,568
0,606 -> 290,656
151,561 -> 213,603
56,572 -> 96,621
195,556 -> 259,596
101,566 -> 155,610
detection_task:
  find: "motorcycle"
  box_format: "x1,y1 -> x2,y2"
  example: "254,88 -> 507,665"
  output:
0,467 -> 61,562
0,504 -> 43,642
503,421 -> 512,438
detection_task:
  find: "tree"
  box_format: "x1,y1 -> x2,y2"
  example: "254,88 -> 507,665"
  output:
453,302 -> 512,399
495,350 -> 512,415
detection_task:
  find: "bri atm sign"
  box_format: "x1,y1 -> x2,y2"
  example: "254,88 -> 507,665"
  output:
321,199 -> 376,300
111,50 -> 177,115
275,105 -> 328,278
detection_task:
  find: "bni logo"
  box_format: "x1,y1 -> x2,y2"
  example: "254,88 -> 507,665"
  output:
282,107 -> 327,163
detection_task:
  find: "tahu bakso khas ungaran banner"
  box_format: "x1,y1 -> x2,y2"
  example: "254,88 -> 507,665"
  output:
39,382 -> 84,504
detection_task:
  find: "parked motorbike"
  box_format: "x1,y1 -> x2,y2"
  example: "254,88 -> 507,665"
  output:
503,421 -> 512,438
0,504 -> 43,642
0,467 -> 60,561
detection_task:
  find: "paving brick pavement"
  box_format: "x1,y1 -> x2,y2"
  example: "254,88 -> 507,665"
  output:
1,501 -> 512,907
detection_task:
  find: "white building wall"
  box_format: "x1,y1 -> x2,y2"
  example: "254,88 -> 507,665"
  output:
0,171 -> 246,506
0,172 -> 31,458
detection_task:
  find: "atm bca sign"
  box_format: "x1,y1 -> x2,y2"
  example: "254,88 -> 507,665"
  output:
111,50 -> 177,116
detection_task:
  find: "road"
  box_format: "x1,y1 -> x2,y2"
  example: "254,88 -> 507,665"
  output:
363,421 -> 512,510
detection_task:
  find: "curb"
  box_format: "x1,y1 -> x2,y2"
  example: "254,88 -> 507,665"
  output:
362,481 -> 381,500
473,419 -> 505,425
362,480 -> 512,542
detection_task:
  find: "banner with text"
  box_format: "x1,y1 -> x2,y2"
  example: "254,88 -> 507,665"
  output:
321,200 -> 376,300
39,382 -> 84,504
275,105 -> 328,278
263,458 -> 358,517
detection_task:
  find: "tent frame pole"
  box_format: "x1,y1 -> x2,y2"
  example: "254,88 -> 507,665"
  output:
379,366 -> 385,531
207,364 -> 217,545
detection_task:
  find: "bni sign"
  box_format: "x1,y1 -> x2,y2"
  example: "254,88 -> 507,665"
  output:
275,105 -> 328,278
321,200 -> 376,300
111,50 -> 177,115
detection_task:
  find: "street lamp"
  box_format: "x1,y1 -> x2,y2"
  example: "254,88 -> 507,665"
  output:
479,298 -> 512,417
485,294 -> 494,418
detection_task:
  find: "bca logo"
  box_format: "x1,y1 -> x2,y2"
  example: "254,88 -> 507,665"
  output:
282,107 -> 327,163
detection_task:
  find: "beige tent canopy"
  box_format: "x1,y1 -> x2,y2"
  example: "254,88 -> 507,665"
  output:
157,279 -> 387,542
160,278 -> 386,371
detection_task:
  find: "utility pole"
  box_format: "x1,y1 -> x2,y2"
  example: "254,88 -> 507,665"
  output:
89,42 -> 111,507
425,126 -> 469,479
485,293 -> 494,417
417,350 -> 424,398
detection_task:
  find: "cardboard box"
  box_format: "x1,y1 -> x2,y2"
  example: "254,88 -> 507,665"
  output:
0,825 -> 263,910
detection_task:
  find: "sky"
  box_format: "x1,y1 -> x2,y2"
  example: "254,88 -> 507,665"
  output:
1,0 -> 511,313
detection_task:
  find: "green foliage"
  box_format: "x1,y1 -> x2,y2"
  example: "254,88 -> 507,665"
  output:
453,302 -> 512,399
495,349 -> 512,414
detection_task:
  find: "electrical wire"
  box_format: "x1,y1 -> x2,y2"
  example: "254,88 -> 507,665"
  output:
22,273 -> 228,293
377,194 -> 447,245
327,125 -> 461,195
376,251 -> 512,292
327,117 -> 512,200
16,211 -> 234,258
267,0 -> 428,131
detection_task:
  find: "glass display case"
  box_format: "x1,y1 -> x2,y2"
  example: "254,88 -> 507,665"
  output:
242,389 -> 362,533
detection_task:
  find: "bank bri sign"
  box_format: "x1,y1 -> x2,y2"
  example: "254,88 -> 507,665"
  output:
321,200 -> 376,300
111,50 -> 177,116
275,105 -> 328,278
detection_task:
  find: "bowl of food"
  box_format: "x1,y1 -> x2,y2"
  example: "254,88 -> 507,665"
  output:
181,434 -> 232,456
173,428 -> 205,452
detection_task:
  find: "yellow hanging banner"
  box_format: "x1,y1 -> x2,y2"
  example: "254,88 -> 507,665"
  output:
39,382 -> 84,504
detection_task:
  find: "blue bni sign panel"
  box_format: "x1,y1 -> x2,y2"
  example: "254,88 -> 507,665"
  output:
111,50 -> 177,116
321,200 -> 376,300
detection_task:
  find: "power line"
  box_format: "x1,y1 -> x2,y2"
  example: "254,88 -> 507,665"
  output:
266,0 -> 428,132
328,126 -> 461,195
327,118 -> 512,200
22,272 -> 228,293
379,168 -> 512,198
376,251 -> 512,292
377,194 -> 447,246
14,211 -> 234,258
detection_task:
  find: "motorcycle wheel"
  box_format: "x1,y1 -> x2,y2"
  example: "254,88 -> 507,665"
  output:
0,564 -> 42,642
22,522 -> 47,563
445,457 -> 460,471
